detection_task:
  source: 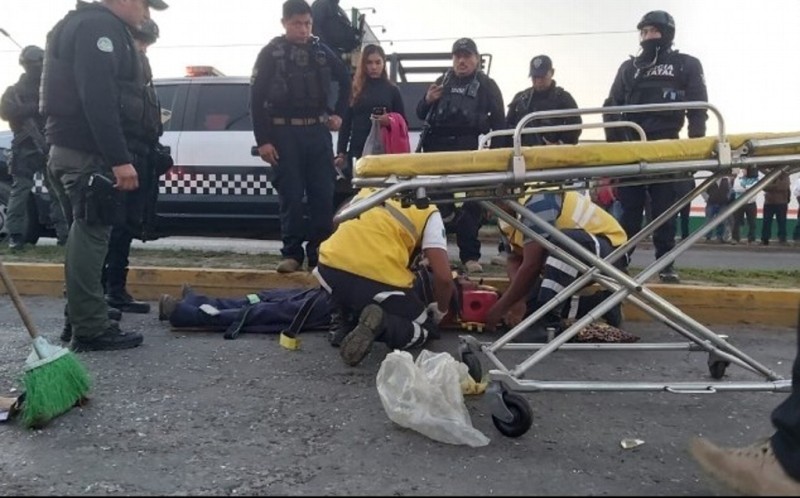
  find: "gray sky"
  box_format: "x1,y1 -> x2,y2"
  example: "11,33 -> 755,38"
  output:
1,0 -> 799,139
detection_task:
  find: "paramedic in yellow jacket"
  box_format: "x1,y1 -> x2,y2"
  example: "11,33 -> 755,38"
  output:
314,188 -> 456,366
485,190 -> 628,341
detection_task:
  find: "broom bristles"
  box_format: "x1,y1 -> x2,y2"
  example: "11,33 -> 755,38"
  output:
22,352 -> 91,428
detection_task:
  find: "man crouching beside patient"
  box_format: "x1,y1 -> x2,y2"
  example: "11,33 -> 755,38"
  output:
312,188 -> 455,366
484,189 -> 628,341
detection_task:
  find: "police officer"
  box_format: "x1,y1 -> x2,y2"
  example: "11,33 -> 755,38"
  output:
314,188 -> 455,367
504,55 -> 582,147
602,10 -> 708,283
251,0 -> 351,274
0,45 -> 69,251
41,0 -> 169,352
101,18 -> 165,315
415,37 -> 506,274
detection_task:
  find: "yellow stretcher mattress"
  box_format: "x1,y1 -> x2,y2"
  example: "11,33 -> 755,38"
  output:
355,132 -> 800,178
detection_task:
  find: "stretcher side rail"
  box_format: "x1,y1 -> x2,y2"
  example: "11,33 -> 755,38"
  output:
480,121 -> 648,149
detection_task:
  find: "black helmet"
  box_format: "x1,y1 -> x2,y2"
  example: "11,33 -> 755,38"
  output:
19,45 -> 44,66
133,19 -> 160,45
637,10 -> 675,43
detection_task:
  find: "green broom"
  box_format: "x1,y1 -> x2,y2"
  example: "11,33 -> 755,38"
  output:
0,259 -> 91,428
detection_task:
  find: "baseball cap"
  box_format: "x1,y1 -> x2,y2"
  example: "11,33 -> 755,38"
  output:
148,0 -> 169,10
452,37 -> 478,56
529,55 -> 553,77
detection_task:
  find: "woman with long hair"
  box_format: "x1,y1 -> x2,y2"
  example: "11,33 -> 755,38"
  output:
335,44 -> 406,178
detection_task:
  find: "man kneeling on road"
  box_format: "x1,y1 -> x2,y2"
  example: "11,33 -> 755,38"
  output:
313,188 -> 455,366
484,189 -> 628,342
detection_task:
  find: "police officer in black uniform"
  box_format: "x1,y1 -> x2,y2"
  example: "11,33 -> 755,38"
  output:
415,37 -> 505,274
251,0 -> 351,274
0,45 -> 69,251
504,55 -> 582,147
41,0 -> 169,352
101,17 -> 168,315
602,10 -> 708,283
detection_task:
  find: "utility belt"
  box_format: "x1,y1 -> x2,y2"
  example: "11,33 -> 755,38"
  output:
271,115 -> 328,126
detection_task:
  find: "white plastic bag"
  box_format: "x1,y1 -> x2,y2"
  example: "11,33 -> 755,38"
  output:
376,349 -> 490,447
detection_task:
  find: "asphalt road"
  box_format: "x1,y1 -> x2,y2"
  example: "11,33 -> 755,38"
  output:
0,295 -> 795,495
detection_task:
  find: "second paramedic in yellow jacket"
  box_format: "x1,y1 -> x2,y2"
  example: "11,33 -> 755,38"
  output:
314,188 -> 455,367
485,190 -> 627,341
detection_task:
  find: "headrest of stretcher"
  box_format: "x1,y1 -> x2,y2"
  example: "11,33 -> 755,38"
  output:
354,132 -> 800,178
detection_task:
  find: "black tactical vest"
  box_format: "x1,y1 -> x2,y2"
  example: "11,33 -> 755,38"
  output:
265,36 -> 332,115
430,71 -> 486,131
624,50 -> 687,125
40,4 -> 155,144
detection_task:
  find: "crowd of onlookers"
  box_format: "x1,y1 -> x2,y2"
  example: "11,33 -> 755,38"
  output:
590,170 -> 800,247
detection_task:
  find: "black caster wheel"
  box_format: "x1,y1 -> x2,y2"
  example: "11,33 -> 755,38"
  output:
461,352 -> 483,382
491,392 -> 533,438
708,360 -> 730,379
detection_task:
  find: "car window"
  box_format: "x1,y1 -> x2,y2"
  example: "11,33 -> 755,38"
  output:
155,84 -> 179,132
187,84 -> 252,132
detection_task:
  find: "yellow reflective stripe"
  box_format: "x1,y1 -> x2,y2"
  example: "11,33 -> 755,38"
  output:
382,202 -> 419,240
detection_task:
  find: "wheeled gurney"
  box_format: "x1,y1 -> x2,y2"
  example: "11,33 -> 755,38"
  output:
335,102 -> 800,438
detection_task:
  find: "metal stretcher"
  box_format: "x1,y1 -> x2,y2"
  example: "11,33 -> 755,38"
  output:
335,102 -> 800,438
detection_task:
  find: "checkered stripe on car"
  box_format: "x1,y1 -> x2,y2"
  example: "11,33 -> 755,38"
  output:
159,172 -> 275,196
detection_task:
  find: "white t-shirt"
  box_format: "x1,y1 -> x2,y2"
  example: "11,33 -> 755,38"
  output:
421,211 -> 448,251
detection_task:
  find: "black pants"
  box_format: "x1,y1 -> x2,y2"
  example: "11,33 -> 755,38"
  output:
771,307 -> 800,481
316,264 -> 435,350
761,203 -> 788,243
270,124 -> 336,267
424,134 -> 483,263
732,202 -> 757,243
102,152 -> 151,295
528,229 -> 619,320
677,201 -> 691,239
617,180 -> 678,261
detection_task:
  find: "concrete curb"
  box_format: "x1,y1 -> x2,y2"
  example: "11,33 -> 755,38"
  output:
3,263 -> 799,328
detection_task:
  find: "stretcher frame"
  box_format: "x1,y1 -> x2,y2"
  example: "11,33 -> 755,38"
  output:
335,102 -> 798,438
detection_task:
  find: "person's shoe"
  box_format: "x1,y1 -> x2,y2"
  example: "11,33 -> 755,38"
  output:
328,309 -> 354,348
490,252 -> 508,266
70,321 -> 143,352
61,307 -> 124,342
158,294 -> 179,321
105,290 -> 151,314
603,304 -> 624,328
275,258 -> 301,274
56,237 -> 67,247
340,304 -> 384,366
464,260 -> 484,273
180,283 -> 194,298
659,265 -> 680,283
690,437 -> 800,496
760,240 -> 770,246
8,234 -> 25,252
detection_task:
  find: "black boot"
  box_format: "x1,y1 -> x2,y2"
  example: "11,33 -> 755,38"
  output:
328,307 -> 355,348
8,234 -> 25,252
61,305 -> 123,342
105,269 -> 151,314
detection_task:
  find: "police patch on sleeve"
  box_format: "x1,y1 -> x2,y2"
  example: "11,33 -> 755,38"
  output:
96,37 -> 114,53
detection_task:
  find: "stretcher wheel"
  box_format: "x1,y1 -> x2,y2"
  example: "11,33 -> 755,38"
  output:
461,352 -> 483,382
491,392 -> 533,438
708,360 -> 730,380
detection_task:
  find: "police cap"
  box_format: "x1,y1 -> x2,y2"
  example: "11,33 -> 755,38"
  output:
452,37 -> 478,56
147,0 -> 169,10
19,45 -> 44,66
529,54 -> 553,78
637,10 -> 675,43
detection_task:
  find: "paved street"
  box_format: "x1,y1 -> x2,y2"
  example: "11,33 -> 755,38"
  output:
0,295 -> 795,495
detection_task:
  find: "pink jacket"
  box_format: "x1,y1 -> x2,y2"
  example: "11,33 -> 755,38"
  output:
380,112 -> 410,154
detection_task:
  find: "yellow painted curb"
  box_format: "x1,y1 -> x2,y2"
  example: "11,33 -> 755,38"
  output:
2,263 -> 798,328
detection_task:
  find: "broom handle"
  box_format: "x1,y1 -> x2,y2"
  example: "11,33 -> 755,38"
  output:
0,259 -> 40,339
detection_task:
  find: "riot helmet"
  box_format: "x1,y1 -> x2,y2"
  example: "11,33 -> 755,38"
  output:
637,10 -> 675,44
19,45 -> 44,67
132,19 -> 160,45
